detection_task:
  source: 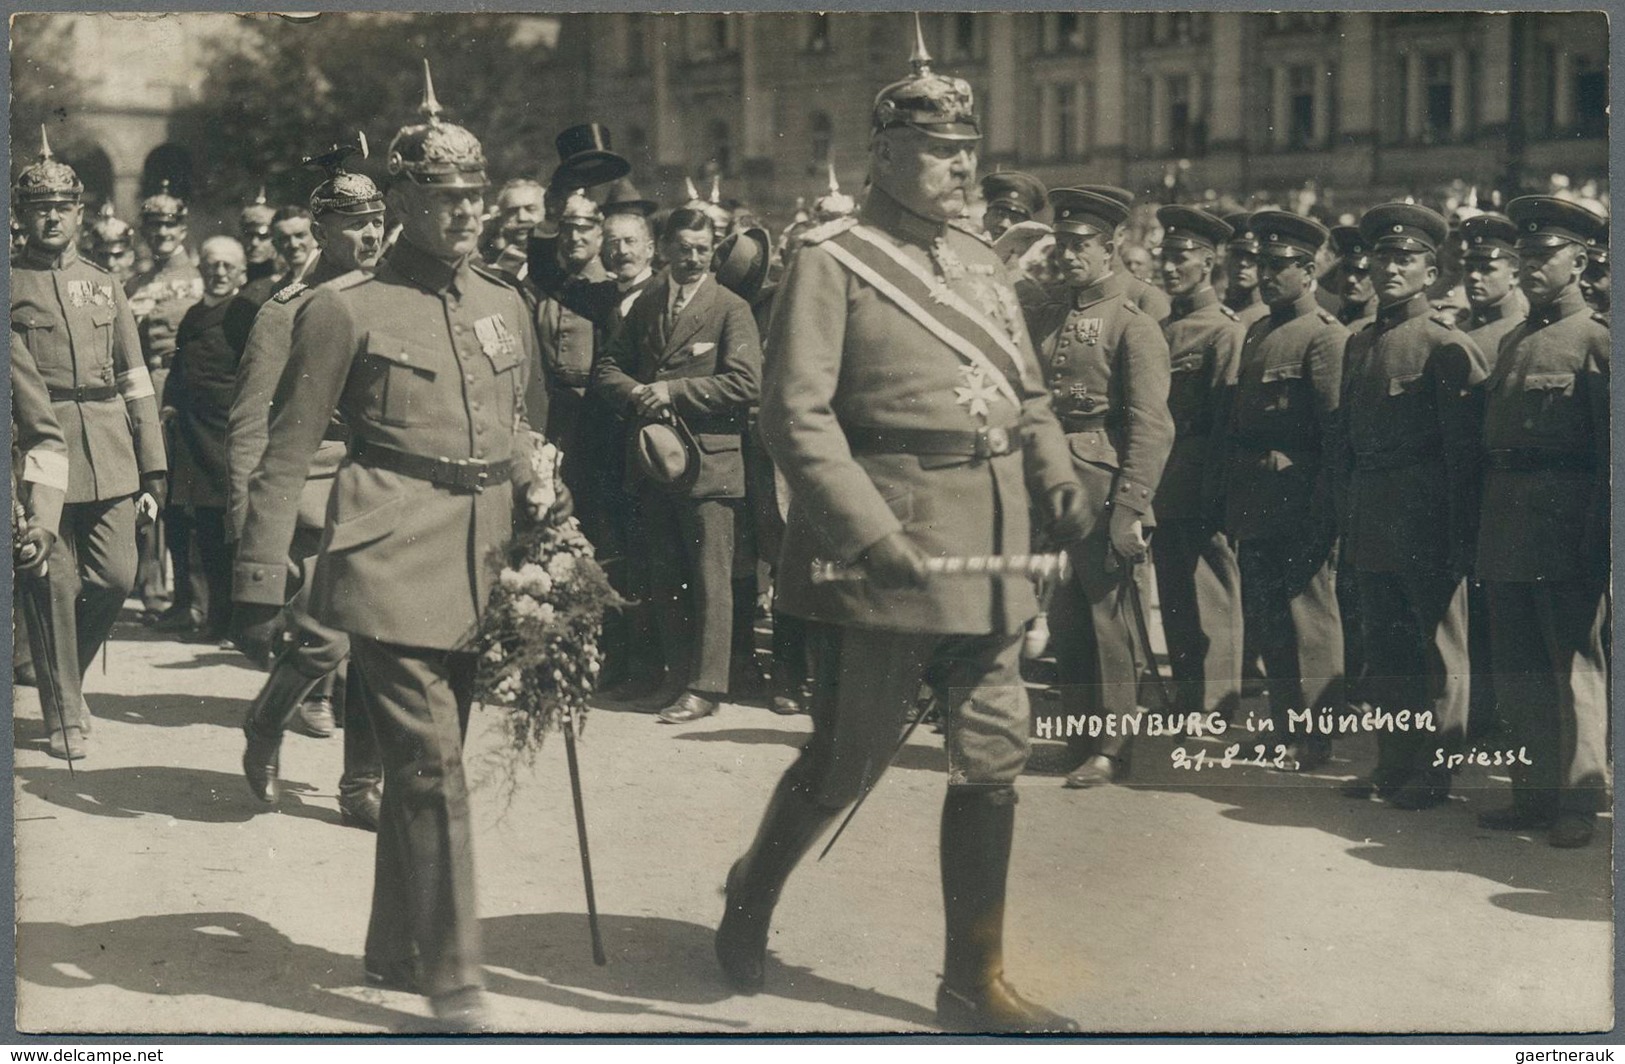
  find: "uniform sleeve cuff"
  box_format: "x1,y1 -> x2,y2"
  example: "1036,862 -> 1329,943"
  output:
233,560 -> 288,605
1114,477 -> 1155,515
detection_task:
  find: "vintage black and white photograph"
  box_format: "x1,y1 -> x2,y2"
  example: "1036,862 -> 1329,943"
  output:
6,9 -> 1613,1038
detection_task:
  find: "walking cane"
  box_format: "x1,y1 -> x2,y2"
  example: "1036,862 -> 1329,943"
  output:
1121,554 -> 1175,714
14,501 -> 73,777
561,705 -> 607,965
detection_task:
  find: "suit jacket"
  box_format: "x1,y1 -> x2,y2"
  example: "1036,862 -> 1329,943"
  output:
591,271 -> 762,499
165,296 -> 243,508
233,239 -> 544,651
761,191 -> 1077,636
12,247 -> 166,503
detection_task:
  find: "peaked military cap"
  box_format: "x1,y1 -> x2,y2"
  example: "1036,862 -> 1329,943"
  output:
1459,212 -> 1519,261
1360,202 -> 1449,254
1328,225 -> 1371,269
1049,188 -> 1130,238
305,132 -> 385,216
981,172 -> 1047,220
872,14 -> 980,141
1249,210 -> 1328,258
1157,205 -> 1231,252
386,61 -> 488,189
88,202 -> 133,252
139,179 -> 187,223
557,189 -> 603,226
14,126 -> 84,205
1079,185 -> 1136,210
1506,195 -> 1608,250
1224,212 -> 1260,254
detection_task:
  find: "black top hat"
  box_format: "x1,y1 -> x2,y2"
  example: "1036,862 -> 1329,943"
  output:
1157,205 -> 1232,252
552,124 -> 632,191
713,226 -> 771,303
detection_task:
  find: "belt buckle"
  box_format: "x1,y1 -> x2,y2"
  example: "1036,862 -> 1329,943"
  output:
977,426 -> 1012,459
453,457 -> 489,493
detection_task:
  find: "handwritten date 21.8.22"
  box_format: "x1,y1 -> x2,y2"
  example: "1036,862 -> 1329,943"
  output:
1171,745 -> 1290,771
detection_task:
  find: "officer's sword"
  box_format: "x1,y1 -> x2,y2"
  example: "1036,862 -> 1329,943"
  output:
14,501 -> 73,777
1121,553 -> 1175,714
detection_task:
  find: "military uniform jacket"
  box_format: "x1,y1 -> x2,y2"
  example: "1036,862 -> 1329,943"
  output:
233,239 -> 543,651
1335,294 -> 1488,575
1475,288 -> 1609,585
592,272 -> 762,500
225,256 -> 356,541
125,250 -> 203,375
535,257 -> 612,393
761,191 -> 1078,636
11,248 -> 165,503
1221,289 -> 1347,540
165,296 -> 243,508
1124,273 -> 1172,323
1157,288 -> 1243,523
1464,293 -> 1526,375
1024,271 -> 1174,528
1225,292 -> 1269,330
11,332 -> 69,533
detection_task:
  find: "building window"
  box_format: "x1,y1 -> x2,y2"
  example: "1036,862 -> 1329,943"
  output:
624,14 -> 646,72
805,13 -> 830,54
1575,56 -> 1607,136
1423,53 -> 1454,141
687,15 -> 736,60
1042,82 -> 1079,160
1149,12 -> 1209,46
1040,12 -> 1090,54
1267,12 -> 1335,34
808,112 -> 833,173
944,13 -> 981,62
1166,74 -> 1206,156
707,120 -> 733,176
1287,65 -> 1316,149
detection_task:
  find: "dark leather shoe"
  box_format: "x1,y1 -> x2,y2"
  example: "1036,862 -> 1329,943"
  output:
242,724 -> 282,804
46,726 -> 87,761
1477,805 -> 1557,831
936,976 -> 1081,1034
770,695 -> 803,716
715,858 -> 767,993
1388,773 -> 1450,811
152,605 -> 203,633
633,678 -> 688,713
1549,812 -> 1596,849
658,691 -> 720,724
290,697 -> 336,738
339,787 -> 382,831
364,957 -> 421,993
1063,755 -> 1123,789
430,987 -> 494,1033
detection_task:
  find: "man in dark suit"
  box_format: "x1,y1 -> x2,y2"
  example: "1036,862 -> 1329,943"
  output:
592,207 -> 762,722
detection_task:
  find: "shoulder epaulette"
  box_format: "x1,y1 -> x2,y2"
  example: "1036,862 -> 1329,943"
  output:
800,216 -> 861,245
1218,304 -> 1238,320
470,260 -> 524,291
79,258 -> 110,276
270,281 -> 309,305
1122,300 -> 1142,315
1317,309 -> 1338,324
947,217 -> 994,246
1429,310 -> 1463,329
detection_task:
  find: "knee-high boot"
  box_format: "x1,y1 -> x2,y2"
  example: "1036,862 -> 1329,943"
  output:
937,786 -> 1079,1033
714,771 -> 839,992
242,658 -> 324,803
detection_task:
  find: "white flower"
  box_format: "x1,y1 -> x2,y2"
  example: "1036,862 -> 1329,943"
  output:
547,554 -> 577,582
536,603 -> 556,626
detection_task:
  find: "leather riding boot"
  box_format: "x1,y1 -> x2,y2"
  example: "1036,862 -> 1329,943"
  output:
242,659 -> 324,803
715,772 -> 838,993
337,664 -> 383,829
937,786 -> 1080,1033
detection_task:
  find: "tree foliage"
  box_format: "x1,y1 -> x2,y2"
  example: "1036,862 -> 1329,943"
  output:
169,13 -> 563,213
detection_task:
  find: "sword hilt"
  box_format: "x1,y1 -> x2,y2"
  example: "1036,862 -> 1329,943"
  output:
811,552 -> 1071,585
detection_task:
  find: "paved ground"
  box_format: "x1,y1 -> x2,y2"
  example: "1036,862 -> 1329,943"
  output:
12,609 -> 1613,1036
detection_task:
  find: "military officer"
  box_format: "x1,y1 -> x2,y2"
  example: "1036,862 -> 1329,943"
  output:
1021,188 -> 1173,787
84,202 -> 136,281
12,334 -> 69,724
1152,205 -> 1243,720
1222,212 -> 1269,328
723,27 -> 1084,1033
1075,185 -> 1171,322
1474,196 -> 1609,849
226,142 -> 387,828
126,181 -> 203,623
1221,210 -> 1347,769
11,128 -> 167,756
232,68 -> 551,1028
979,171 -> 1046,241
240,188 -> 280,284
1328,225 -> 1377,331
1335,204 -> 1488,808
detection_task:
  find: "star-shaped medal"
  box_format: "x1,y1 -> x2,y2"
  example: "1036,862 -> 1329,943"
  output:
954,364 -> 1002,422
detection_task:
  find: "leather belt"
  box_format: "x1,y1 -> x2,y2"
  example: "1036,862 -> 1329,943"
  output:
846,424 -> 1024,460
322,421 -> 351,445
1487,448 -> 1595,473
48,384 -> 118,403
351,438 -> 514,492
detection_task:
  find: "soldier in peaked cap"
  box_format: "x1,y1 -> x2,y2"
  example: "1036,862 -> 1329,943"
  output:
227,134 -> 387,829
240,188 -> 280,284
1152,206 -> 1243,721
721,20 -> 1084,1033
1222,212 -> 1269,328
232,64 -> 559,1029
1328,225 -> 1377,331
1334,203 -> 1488,810
85,202 -> 136,281
1474,196 -> 1609,849
11,127 -> 167,757
1020,187 -> 1173,788
979,170 -> 1046,240
1219,209 -> 1347,770
1072,185 -> 1171,322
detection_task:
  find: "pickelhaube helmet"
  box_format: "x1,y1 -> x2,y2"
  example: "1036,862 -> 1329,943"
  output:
240,187 -> 275,232
305,131 -> 385,216
140,179 -> 187,224
13,126 -> 84,205
812,162 -> 856,221
88,201 -> 134,253
872,14 -> 980,141
385,60 -> 488,189
556,188 -> 603,226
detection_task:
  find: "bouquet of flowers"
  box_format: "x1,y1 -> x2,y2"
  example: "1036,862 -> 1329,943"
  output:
474,437 -> 624,782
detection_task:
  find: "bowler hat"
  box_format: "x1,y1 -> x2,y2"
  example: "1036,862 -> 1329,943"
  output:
552,124 -> 631,191
602,177 -> 658,217
634,414 -> 701,493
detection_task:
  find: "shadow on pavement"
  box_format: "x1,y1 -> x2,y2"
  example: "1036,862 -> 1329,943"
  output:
82,691 -> 247,731
15,764 -> 330,825
16,911 -> 417,1034
481,911 -> 937,1031
149,651 -> 255,672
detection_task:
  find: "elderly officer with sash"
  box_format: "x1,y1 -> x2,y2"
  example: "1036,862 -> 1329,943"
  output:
722,27 -> 1085,1032
232,68 -> 552,1029
227,140 -> 387,828
11,129 -> 166,757
1335,203 -> 1488,809
1152,205 -> 1244,721
1474,196 -> 1610,849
